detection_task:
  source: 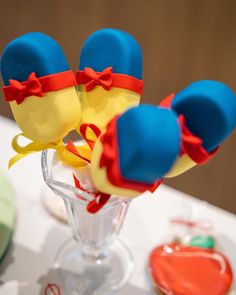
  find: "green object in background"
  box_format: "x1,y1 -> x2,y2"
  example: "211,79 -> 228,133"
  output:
0,172 -> 16,263
188,235 -> 215,249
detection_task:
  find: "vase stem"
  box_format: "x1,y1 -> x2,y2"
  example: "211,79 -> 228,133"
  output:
81,243 -> 108,263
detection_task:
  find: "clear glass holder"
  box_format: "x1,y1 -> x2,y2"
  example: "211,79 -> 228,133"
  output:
41,150 -> 134,294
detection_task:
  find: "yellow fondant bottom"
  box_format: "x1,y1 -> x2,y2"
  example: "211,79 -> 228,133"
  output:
165,154 -> 197,178
10,86 -> 81,142
78,85 -> 140,132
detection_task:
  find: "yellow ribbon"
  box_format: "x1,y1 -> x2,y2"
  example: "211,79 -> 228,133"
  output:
9,133 -> 92,169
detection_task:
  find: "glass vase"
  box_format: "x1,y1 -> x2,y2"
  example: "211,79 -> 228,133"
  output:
41,150 -> 134,295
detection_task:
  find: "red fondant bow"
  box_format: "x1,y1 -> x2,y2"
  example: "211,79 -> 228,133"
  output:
9,72 -> 44,104
178,114 -> 219,164
84,67 -> 113,91
160,94 -> 219,164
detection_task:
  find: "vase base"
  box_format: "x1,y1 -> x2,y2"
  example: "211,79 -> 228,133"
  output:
53,237 -> 134,295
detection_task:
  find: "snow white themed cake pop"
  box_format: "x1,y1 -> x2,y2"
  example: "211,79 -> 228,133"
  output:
90,105 -> 181,197
76,28 -> 143,133
160,80 -> 236,177
1,32 -> 81,167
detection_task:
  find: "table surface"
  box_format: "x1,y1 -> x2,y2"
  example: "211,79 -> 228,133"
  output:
0,115 -> 235,295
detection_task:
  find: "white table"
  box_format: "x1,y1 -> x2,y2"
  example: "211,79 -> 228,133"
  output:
0,115 -> 235,295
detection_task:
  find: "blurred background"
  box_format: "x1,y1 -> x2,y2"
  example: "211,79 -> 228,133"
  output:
0,0 -> 235,213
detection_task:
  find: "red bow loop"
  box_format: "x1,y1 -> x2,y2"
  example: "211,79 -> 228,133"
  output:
79,123 -> 102,150
84,67 -> 113,91
9,72 -> 44,104
65,124 -> 102,164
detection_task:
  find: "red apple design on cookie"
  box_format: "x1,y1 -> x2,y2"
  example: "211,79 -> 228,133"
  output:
149,243 -> 233,295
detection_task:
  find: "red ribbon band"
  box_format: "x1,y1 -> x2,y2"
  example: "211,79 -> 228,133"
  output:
76,67 -> 143,94
3,70 -> 76,105
160,93 -> 219,164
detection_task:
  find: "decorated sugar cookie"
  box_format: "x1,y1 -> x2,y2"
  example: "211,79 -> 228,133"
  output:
149,217 -> 234,295
149,243 -> 233,295
161,81 -> 236,177
1,32 -> 81,143
76,28 -> 143,133
91,105 -> 180,197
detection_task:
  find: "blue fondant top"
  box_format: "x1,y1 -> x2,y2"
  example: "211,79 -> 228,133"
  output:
172,80 -> 236,151
79,28 -> 142,79
117,105 -> 180,184
1,32 -> 69,85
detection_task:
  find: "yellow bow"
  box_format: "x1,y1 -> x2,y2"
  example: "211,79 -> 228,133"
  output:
9,133 -> 92,169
